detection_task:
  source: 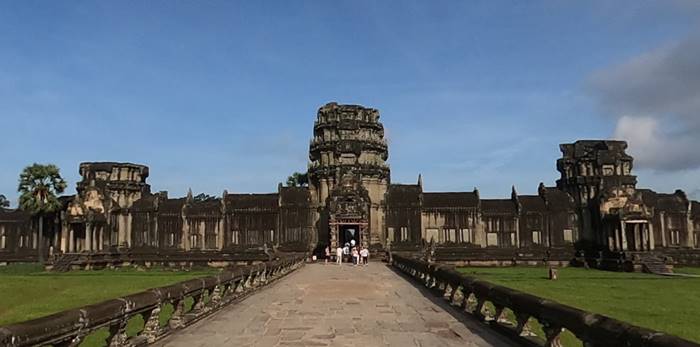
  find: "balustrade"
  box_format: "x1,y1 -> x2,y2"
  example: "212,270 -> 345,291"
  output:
391,253 -> 698,347
0,254 -> 306,347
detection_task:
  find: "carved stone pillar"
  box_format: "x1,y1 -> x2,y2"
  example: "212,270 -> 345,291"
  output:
660,211 -> 667,247
69,226 -> 75,253
85,223 -> 93,252
98,225 -> 104,251
361,225 -> 369,248
620,220 -> 627,251
60,222 -> 68,253
330,223 -> 338,250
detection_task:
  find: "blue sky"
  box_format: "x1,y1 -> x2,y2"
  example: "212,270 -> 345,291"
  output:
1,1 -> 699,205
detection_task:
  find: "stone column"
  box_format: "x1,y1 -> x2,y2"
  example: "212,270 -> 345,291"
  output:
126,214 -> 133,248
514,216 -> 520,248
60,223 -> 68,253
92,227 -> 97,251
118,214 -> 127,247
607,225 -> 614,251
620,220 -> 628,251
69,226 -> 75,253
218,218 -> 225,250
330,223 -> 338,250
648,223 -> 655,250
98,225 -> 104,251
85,223 -> 93,252
660,212 -> 667,247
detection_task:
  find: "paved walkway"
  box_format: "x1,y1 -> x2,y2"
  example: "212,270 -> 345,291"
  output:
155,262 -> 514,347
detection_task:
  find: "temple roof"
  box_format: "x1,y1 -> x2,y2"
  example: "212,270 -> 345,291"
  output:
159,198 -> 186,213
519,195 -> 546,212
692,201 -> 700,218
422,192 -> 478,209
187,198 -> 222,214
280,187 -> 311,207
480,199 -> 516,214
656,194 -> 688,212
638,189 -> 688,212
386,184 -> 422,206
541,187 -> 575,211
0,208 -> 31,222
226,193 -> 279,210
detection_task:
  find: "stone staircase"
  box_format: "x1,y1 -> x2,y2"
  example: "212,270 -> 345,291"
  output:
633,252 -> 673,275
50,253 -> 80,272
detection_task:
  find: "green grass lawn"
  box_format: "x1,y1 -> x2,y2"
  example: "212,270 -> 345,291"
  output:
458,266 -> 700,344
0,263 -> 219,326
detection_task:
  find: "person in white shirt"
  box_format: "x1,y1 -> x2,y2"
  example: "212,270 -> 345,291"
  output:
343,244 -> 350,263
336,246 -> 343,265
360,247 -> 369,266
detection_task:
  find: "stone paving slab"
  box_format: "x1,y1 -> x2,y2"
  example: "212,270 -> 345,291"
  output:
155,262 -> 514,347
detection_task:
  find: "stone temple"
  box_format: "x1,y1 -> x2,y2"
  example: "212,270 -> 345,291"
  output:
1,102 -> 699,268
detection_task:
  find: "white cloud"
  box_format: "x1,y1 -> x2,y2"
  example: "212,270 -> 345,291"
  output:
589,33 -> 700,171
612,115 -> 700,171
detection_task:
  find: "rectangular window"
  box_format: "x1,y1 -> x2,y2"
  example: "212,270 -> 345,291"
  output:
387,227 -> 395,242
169,233 -> 175,247
232,230 -> 240,245
189,234 -> 196,249
460,229 -> 473,243
400,227 -> 409,241
206,232 -> 217,249
602,165 -> 614,176
445,228 -> 456,242
532,231 -> 542,244
248,230 -> 259,245
111,229 -> 119,246
486,233 -> 498,247
670,230 -> 681,245
563,229 -> 573,243
425,228 -> 438,243
509,232 -> 516,247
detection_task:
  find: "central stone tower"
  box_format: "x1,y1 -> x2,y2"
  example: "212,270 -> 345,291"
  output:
308,102 -> 390,250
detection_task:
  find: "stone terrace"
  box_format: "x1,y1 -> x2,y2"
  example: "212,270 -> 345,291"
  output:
155,262 -> 514,347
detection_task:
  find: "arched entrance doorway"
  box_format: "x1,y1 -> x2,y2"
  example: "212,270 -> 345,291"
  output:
327,172 -> 370,250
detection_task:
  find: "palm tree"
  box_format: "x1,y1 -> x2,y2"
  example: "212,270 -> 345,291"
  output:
0,194 -> 9,208
286,172 -> 308,187
18,163 -> 67,263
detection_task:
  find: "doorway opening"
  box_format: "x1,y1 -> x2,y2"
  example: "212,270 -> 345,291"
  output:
339,224 -> 360,248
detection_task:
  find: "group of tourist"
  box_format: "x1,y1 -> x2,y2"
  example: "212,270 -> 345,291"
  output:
324,240 -> 370,266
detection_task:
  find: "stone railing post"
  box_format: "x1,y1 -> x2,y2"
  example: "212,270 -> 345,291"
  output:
541,321 -> 563,347
210,285 -> 222,307
142,306 -> 163,343
168,299 -> 186,330
107,318 -> 129,347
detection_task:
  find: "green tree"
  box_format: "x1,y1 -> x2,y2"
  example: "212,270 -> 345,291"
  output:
286,172 -> 308,187
0,194 -> 9,208
18,164 -> 67,263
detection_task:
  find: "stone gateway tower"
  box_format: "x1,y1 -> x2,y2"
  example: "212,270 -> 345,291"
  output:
308,103 -> 390,250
